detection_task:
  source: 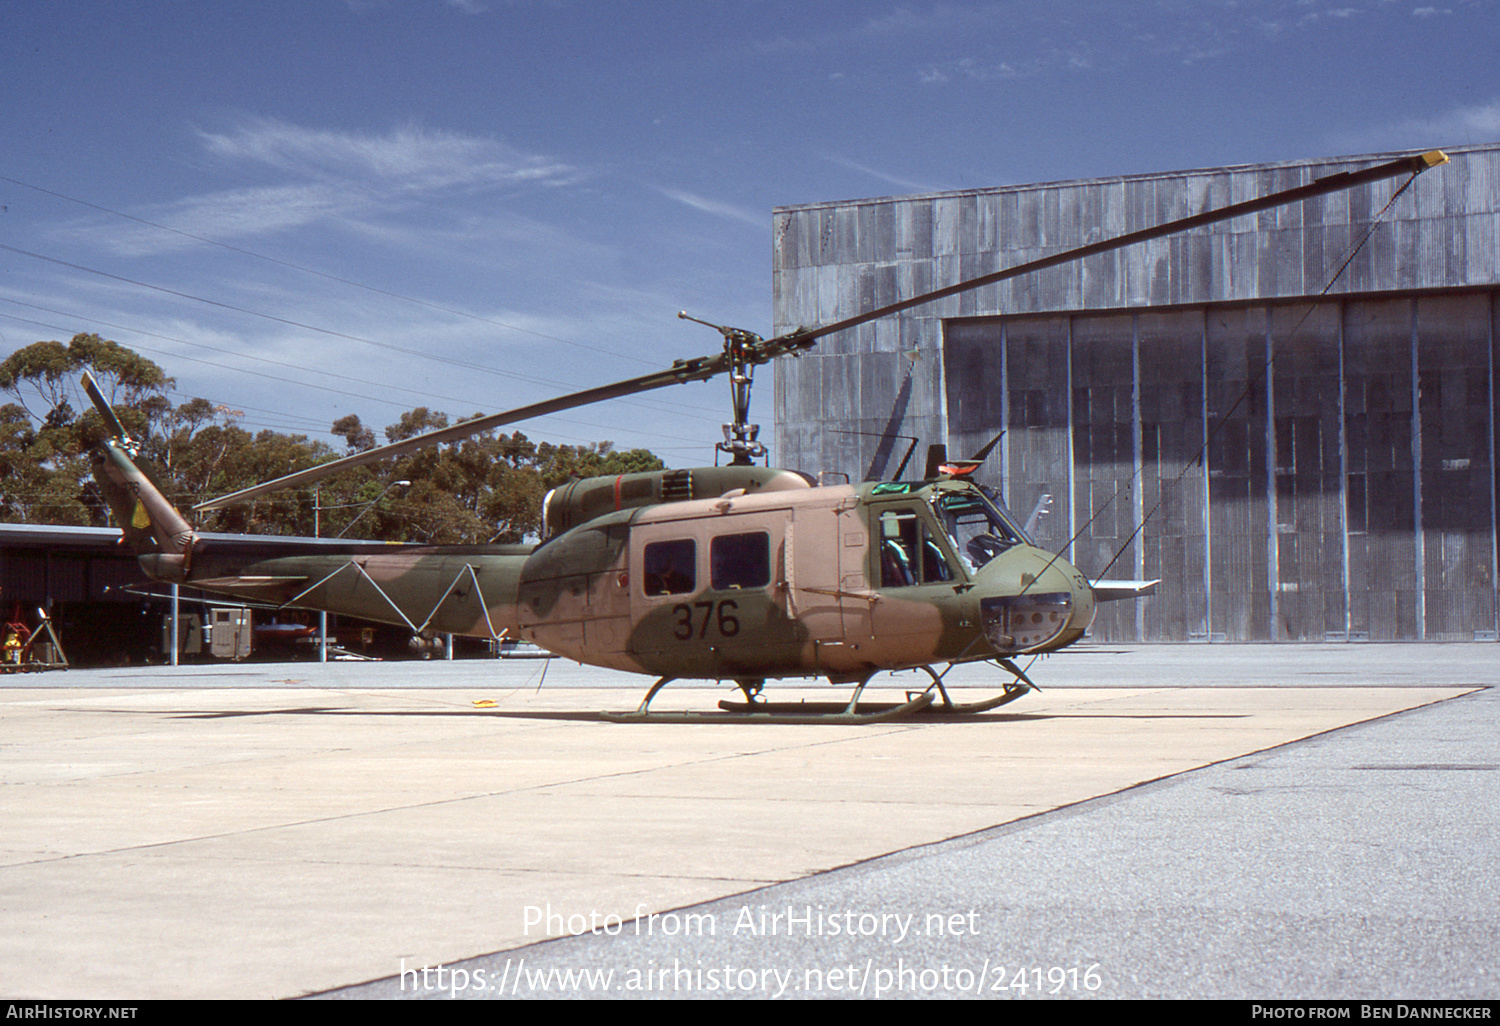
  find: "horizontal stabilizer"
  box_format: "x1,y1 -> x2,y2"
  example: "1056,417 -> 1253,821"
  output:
1091,579 -> 1160,602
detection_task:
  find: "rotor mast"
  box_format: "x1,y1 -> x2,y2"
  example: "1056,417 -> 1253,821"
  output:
678,311 -> 766,465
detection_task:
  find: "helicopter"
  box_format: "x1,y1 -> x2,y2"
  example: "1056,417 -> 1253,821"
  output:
88,150 -> 1448,723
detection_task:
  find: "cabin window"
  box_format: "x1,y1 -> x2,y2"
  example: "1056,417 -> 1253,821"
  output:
878,508 -> 956,587
643,539 -> 696,595
710,531 -> 770,590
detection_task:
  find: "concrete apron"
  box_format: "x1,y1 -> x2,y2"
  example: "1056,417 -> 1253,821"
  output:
0,681 -> 1474,999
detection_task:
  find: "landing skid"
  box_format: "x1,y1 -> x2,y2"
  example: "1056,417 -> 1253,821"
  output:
602,690 -> 934,725
922,660 -> 1037,714
599,660 -> 1036,724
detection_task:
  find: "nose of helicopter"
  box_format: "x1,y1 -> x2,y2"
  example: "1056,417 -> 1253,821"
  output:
972,545 -> 1097,655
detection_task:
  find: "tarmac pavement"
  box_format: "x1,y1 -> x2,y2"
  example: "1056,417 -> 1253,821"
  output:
1,644 -> 1495,1000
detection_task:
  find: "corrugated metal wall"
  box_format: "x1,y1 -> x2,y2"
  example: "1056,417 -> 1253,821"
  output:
943,292 -> 1499,641
0,547 -> 144,604
773,146 -> 1500,641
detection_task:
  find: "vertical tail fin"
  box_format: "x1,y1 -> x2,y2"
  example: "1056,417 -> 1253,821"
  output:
84,373 -> 195,580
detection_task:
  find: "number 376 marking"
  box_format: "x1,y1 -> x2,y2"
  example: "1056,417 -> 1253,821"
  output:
672,599 -> 740,640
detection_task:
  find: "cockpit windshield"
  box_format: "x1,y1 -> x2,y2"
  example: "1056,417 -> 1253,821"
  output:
934,487 -> 1030,572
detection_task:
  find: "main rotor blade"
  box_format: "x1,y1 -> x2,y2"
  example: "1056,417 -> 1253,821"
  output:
195,149 -> 1446,512
192,354 -> 727,511
969,430 -> 1005,464
81,370 -> 133,445
773,150 -> 1449,350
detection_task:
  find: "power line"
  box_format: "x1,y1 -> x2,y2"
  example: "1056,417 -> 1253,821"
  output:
0,170 -> 726,420
0,171 -> 675,369
0,241 -> 724,420
0,306 -> 714,449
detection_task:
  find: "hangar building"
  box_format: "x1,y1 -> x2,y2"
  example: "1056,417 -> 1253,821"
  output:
772,145 -> 1500,642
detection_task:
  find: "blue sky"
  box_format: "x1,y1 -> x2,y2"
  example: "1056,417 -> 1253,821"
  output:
2,0 -> 1497,468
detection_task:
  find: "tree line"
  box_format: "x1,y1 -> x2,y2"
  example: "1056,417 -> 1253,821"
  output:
0,333 -> 664,543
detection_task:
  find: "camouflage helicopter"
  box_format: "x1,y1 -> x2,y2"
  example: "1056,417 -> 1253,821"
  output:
89,150 -> 1447,723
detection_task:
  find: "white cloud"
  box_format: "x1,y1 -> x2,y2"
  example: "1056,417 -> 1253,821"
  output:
198,118 -> 579,192
919,56 -> 1035,84
91,183 -> 369,256
650,186 -> 767,229
72,119 -> 585,256
1422,97 -> 1500,138
1330,96 -> 1500,150
818,154 -> 945,195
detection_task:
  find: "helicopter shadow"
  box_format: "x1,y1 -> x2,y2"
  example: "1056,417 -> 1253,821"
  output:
92,702 -> 1244,725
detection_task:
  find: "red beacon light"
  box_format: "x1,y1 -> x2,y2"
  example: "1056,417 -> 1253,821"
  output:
937,460 -> 982,479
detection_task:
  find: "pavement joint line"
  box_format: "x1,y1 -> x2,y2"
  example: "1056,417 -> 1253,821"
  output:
1,715 -> 980,867
800,685 -> 1490,855
23,846 -> 785,884
364,685 -> 1495,967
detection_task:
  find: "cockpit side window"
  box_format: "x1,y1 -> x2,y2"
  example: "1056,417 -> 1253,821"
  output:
936,491 -> 1025,572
